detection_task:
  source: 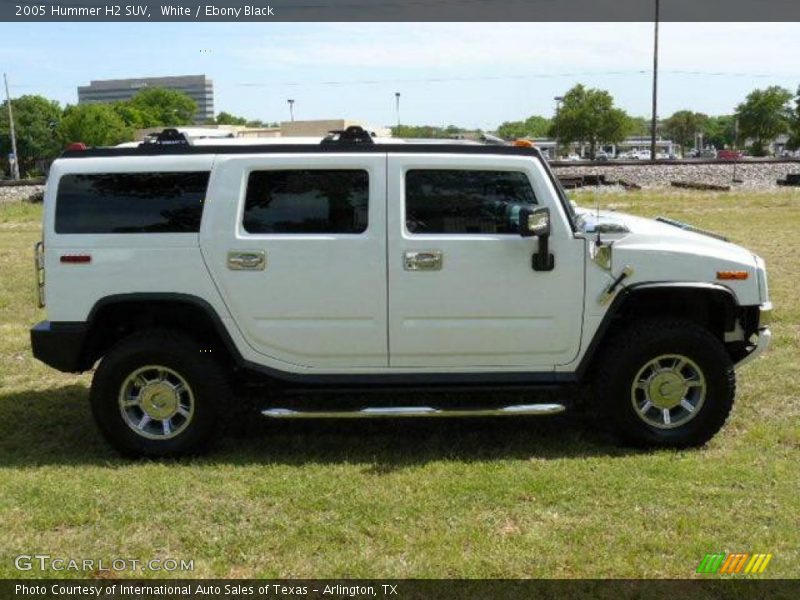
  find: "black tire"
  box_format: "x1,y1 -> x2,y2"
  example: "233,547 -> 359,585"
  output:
593,318 -> 735,448
90,329 -> 231,458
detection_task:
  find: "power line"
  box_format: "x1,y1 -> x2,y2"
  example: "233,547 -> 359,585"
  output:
6,69 -> 793,91
231,70 -> 793,88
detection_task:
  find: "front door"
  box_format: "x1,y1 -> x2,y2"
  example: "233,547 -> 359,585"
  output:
203,154 -> 388,369
387,154 -> 584,369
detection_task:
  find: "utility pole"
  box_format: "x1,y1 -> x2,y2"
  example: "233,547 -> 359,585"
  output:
4,73 -> 20,180
553,96 -> 564,159
394,92 -> 401,127
649,0 -> 660,162
287,98 -> 295,122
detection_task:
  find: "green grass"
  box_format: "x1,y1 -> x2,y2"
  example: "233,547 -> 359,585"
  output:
0,191 -> 798,579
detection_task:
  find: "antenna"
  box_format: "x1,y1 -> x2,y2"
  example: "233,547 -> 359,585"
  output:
594,188 -> 602,247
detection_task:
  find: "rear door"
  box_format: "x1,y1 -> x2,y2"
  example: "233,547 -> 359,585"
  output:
202,153 -> 388,370
386,154 -> 585,369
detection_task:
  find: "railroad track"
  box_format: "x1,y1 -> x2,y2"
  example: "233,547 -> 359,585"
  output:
549,158 -> 800,167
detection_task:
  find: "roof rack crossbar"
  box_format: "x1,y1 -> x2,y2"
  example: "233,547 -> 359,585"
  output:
321,125 -> 374,145
142,128 -> 192,147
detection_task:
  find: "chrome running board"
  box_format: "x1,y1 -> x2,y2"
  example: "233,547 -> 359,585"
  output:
261,404 -> 566,419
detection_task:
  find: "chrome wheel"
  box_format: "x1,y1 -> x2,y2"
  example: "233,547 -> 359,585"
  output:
630,354 -> 706,430
118,365 -> 195,440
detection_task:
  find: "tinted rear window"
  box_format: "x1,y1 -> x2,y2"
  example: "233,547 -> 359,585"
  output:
55,172 -> 209,234
243,169 -> 368,234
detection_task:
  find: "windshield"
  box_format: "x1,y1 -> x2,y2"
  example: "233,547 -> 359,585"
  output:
538,157 -> 578,230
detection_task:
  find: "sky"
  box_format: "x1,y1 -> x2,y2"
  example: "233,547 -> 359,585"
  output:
1,22 -> 799,129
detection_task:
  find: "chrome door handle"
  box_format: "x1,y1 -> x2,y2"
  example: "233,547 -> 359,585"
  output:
404,250 -> 443,271
227,251 -> 266,271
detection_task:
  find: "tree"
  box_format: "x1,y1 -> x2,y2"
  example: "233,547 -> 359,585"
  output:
391,124 -> 468,138
243,120 -> 280,128
663,110 -> 709,151
735,86 -> 792,156
0,95 -> 62,175
496,116 -> 551,140
627,116 -> 651,137
549,84 -> 632,158
111,102 -> 151,130
214,111 -> 248,126
127,88 -> 197,126
787,86 -> 800,152
57,104 -> 131,147
703,115 -> 737,150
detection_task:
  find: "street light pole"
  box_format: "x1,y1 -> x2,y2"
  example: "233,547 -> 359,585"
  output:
287,99 -> 295,122
650,0 -> 660,162
3,73 -> 20,180
395,92 -> 401,127
553,96 -> 564,159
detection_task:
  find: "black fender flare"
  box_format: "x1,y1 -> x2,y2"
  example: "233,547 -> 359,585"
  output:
574,281 -> 740,381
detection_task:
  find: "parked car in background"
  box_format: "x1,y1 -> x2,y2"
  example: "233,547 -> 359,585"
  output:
718,150 -> 744,161
594,151 -> 611,162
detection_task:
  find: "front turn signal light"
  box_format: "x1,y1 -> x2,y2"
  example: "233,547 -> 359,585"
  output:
717,270 -> 749,280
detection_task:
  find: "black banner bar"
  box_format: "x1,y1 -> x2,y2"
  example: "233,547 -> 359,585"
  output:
3,0 -> 800,22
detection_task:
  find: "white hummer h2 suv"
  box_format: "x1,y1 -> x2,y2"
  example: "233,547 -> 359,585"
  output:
31,127 -> 772,457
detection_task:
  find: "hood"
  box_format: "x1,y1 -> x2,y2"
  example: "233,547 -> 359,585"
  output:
576,208 -> 754,264
576,207 -> 764,306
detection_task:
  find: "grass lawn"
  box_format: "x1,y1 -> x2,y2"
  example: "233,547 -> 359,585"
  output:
0,190 -> 798,579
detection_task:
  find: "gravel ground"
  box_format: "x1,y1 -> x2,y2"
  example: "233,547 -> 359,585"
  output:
552,161 -> 800,189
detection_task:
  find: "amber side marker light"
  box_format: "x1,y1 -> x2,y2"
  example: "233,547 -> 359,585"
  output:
717,270 -> 749,280
60,254 -> 91,264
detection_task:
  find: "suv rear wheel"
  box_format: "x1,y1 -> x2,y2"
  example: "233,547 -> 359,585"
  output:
90,329 -> 231,458
594,318 -> 735,447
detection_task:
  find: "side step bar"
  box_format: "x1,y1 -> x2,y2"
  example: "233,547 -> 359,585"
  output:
261,404 -> 566,419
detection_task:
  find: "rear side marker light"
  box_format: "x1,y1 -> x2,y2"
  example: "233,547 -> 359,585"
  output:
60,254 -> 91,264
717,270 -> 748,280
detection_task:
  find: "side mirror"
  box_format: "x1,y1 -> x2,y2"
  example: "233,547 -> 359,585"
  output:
519,207 -> 555,272
519,206 -> 551,238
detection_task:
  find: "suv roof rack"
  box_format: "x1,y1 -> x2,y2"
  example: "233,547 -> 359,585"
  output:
321,126 -> 374,146
142,128 -> 192,147
62,141 -> 546,159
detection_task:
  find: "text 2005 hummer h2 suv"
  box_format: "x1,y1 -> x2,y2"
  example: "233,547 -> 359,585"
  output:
30,128 -> 771,457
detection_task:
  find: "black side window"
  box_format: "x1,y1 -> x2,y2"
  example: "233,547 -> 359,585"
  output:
405,170 -> 536,234
243,170 -> 369,234
55,172 -> 209,234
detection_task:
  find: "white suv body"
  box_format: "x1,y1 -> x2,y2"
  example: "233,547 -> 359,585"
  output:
31,131 -> 771,456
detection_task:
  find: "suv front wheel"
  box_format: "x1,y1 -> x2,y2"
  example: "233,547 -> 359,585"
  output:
90,330 -> 231,458
594,318 -> 736,448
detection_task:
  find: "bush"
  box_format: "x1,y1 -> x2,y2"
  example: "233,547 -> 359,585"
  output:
25,189 -> 44,203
